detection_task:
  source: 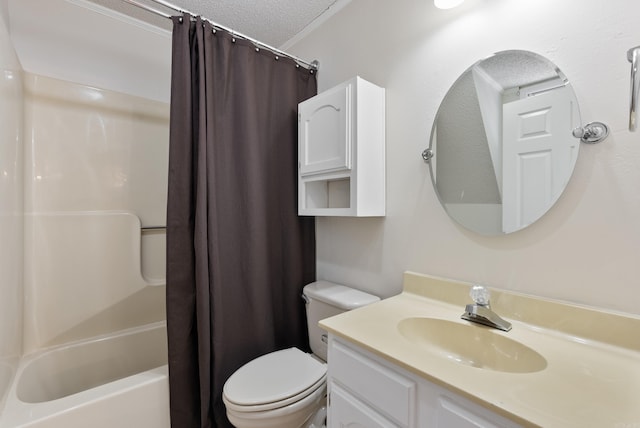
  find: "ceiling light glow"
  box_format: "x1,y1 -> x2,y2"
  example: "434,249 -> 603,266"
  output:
434,0 -> 465,9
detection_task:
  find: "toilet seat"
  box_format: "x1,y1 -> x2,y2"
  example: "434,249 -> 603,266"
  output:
224,374 -> 326,413
223,348 -> 327,413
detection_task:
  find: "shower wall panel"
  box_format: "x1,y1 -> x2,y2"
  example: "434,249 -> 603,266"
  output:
0,2 -> 23,411
23,73 -> 169,353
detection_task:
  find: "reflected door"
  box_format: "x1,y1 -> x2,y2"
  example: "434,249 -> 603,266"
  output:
502,88 -> 578,233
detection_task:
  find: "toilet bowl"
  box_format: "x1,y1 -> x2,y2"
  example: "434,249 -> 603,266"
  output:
223,348 -> 327,428
222,281 -> 379,428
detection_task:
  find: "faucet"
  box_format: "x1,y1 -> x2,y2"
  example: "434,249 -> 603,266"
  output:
461,284 -> 512,332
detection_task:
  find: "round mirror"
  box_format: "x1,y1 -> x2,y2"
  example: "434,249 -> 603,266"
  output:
427,50 -> 581,235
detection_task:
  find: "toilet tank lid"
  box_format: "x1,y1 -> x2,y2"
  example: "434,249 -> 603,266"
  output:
303,281 -> 380,310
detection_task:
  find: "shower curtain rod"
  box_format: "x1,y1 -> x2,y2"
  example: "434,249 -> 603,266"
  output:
120,0 -> 319,71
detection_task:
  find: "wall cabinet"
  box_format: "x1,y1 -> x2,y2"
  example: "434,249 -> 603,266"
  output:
298,76 -> 385,216
327,336 -> 523,428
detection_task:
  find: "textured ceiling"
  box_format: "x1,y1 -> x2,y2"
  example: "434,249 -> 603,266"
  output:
88,0 -> 340,47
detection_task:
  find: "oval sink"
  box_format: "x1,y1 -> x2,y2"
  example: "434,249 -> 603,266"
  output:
397,317 -> 547,373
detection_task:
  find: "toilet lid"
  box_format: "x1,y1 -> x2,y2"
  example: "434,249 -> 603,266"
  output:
223,348 -> 326,407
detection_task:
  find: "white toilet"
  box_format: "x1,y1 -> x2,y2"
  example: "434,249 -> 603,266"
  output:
222,280 -> 380,428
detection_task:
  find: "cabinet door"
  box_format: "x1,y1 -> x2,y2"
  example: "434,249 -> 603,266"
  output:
299,81 -> 352,176
434,396 -> 510,428
329,384 -> 399,428
330,339 -> 415,427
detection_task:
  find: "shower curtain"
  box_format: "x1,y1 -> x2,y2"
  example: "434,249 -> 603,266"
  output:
166,14 -> 317,428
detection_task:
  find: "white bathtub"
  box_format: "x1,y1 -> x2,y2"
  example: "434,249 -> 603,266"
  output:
0,322 -> 170,428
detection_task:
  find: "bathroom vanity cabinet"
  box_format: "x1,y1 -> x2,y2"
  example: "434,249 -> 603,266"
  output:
298,76 -> 385,216
327,336 -> 521,428
322,272 -> 640,427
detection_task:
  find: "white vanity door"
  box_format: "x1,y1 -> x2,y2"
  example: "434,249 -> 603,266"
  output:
428,396 -> 517,428
328,338 -> 416,427
298,80 -> 352,176
330,384 -> 399,428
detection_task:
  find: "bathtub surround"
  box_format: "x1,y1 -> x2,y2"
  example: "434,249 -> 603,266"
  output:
0,0 -> 171,423
288,0 -> 640,316
0,3 -> 23,411
24,212 -> 167,349
23,73 -> 169,353
166,15 -> 317,427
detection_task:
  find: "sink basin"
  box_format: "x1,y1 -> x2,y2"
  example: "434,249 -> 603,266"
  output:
397,317 -> 547,373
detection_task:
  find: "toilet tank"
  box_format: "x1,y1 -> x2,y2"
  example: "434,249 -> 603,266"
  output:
302,281 -> 379,361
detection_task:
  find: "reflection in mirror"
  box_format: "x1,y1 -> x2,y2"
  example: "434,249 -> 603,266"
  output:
428,50 -> 581,235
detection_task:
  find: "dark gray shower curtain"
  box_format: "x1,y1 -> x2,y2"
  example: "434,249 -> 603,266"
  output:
166,14 -> 317,428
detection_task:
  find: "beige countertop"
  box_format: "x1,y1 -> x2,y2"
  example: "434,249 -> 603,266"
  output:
319,272 -> 640,428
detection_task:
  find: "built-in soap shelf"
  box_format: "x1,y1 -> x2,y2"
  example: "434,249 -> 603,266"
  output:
298,76 -> 386,217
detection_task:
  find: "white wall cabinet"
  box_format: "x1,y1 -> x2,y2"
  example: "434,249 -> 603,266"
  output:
327,336 -> 523,428
298,76 -> 385,216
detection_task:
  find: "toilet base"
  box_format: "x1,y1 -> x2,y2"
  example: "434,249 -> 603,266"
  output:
304,404 -> 326,428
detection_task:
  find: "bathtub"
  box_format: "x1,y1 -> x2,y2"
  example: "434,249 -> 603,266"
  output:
0,322 -> 170,428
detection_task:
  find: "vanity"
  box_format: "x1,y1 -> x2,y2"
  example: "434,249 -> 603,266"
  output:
320,272 -> 640,427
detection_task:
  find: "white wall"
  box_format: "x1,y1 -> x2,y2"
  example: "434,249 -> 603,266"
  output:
289,0 -> 640,315
0,0 -> 23,409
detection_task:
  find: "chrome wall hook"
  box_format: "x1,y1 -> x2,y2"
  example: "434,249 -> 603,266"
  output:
572,122 -> 609,144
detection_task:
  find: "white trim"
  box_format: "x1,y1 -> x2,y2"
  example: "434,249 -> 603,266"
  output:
280,0 -> 352,50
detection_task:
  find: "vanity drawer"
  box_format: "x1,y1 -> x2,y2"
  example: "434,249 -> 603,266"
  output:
331,383 -> 398,428
329,338 -> 416,427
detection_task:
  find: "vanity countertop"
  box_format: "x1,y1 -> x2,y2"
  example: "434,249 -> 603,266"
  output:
319,272 -> 640,428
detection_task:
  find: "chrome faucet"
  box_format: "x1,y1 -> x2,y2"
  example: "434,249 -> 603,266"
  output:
461,285 -> 512,332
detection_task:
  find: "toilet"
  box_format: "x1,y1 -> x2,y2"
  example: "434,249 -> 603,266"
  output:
222,280 -> 380,428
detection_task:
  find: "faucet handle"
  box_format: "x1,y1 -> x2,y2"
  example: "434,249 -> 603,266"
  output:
470,284 -> 491,306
